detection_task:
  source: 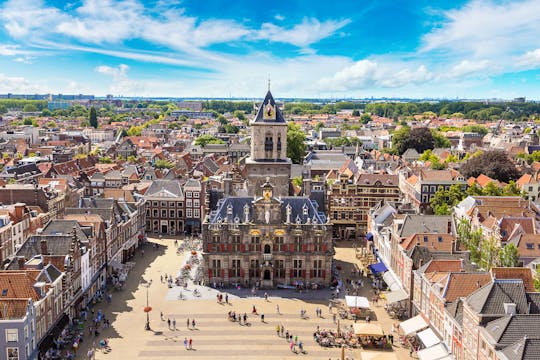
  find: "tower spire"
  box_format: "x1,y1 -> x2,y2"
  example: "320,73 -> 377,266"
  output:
267,74 -> 271,91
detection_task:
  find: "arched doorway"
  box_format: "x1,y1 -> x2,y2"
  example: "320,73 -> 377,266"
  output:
263,269 -> 271,280
264,244 -> 271,254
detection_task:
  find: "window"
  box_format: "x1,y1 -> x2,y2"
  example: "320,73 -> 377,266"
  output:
160,201 -> 166,207
293,260 -> 303,278
186,199 -> 192,207
249,259 -> 259,278
275,260 -> 285,278
178,202 -> 183,207
194,209 -> 200,218
527,243 -> 534,249
211,235 -> 220,245
186,191 -> 192,198
294,236 -> 302,252
161,209 -> 167,218
275,236 -> 284,251
146,209 -> 150,217
314,237 -> 322,252
153,209 -> 158,217
423,236 -> 428,243
231,235 -> 241,252
186,209 -> 192,217
211,259 -> 221,273
169,202 -> 175,207
194,192 -> 199,198
6,348 -> 18,360
169,210 -> 175,218
194,200 -> 200,208
430,186 -> 436,193
231,259 -> 241,277
438,236 -> 443,243
251,236 -> 261,251
313,259 -> 323,277
152,201 -> 158,207
24,326 -> 27,339
6,329 -> 18,342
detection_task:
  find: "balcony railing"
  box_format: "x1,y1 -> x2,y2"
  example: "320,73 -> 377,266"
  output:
262,253 -> 272,261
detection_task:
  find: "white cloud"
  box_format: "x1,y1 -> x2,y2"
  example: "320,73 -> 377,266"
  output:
257,17 -> 351,48
274,14 -> 285,21
0,73 -> 49,93
422,0 -> 540,58
95,64 -> 144,95
0,44 -> 35,56
447,60 -> 492,78
318,60 -> 433,91
516,49 -> 540,69
14,56 -> 34,64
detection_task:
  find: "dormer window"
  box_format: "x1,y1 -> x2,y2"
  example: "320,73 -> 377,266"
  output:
302,204 -> 309,216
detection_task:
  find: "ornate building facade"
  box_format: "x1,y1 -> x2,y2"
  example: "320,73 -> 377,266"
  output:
202,90 -> 333,288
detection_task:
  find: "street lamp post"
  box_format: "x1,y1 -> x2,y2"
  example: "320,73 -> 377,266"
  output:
142,279 -> 153,330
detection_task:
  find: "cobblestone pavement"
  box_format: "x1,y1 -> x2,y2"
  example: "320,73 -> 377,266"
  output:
75,239 -> 410,360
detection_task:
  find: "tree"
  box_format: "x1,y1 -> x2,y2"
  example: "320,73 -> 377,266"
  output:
430,184 -> 467,214
360,113 -> 371,124
99,156 -> 113,164
23,118 -> 33,126
287,122 -> 307,164
499,243 -> 519,267
41,108 -> 52,117
126,126 -> 143,136
391,126 -> 411,155
352,110 -> 360,117
154,159 -> 175,169
194,135 -> 225,147
233,110 -> 246,121
480,236 -> 500,270
89,107 -> 98,129
460,150 -> 521,183
314,122 -> 324,132
23,104 -> 37,112
127,155 -> 137,163
432,131 -> 451,148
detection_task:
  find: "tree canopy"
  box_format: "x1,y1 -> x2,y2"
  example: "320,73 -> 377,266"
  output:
392,127 -> 442,155
89,107 -> 98,129
460,150 -> 521,183
194,135 -> 225,147
287,122 -> 307,164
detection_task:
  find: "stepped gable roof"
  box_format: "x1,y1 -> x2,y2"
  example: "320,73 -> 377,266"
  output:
466,279 -> 528,315
499,336 -> 540,360
252,90 -> 286,123
484,315 -> 540,349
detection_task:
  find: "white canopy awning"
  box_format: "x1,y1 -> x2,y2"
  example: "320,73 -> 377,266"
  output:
353,323 -> 385,337
386,289 -> 408,304
109,260 -> 123,270
417,328 -> 441,348
399,315 -> 428,336
417,343 -> 449,360
382,271 -> 401,291
345,296 -> 370,309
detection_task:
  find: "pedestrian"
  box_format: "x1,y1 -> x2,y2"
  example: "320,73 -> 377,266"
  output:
243,313 -> 247,324
225,294 -> 229,304
280,325 -> 284,337
160,312 -> 163,321
192,319 -> 196,329
252,305 -> 257,314
87,349 -> 93,359
160,274 -> 163,283
172,318 -> 176,330
217,294 -> 220,303
290,341 -> 296,352
333,313 -> 337,323
184,337 -> 188,350
298,341 -> 303,353
276,304 -> 280,314
264,292 -> 268,301
276,325 -> 280,336
366,315 -> 370,323
285,330 -> 289,340
294,335 -> 298,345
189,338 -> 193,350
261,313 -> 265,322
187,318 -> 189,328
167,318 -> 171,329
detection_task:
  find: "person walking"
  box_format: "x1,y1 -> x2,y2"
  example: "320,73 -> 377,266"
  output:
172,318 -> 176,330
276,304 -> 280,314
189,338 -> 193,350
261,313 -> 265,322
294,335 -> 298,345
280,325 -> 284,337
225,294 -> 229,304
243,313 -> 247,324
160,312 -> 164,321
333,313 -> 337,324
192,319 -> 196,329
183,337 -> 188,350
264,292 -> 268,301
167,318 -> 171,329
276,325 -> 280,336
186,318 -> 189,328
285,330 -> 289,341
298,341 -> 303,353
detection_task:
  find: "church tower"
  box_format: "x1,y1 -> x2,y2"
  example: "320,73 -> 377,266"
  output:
245,89 -> 291,197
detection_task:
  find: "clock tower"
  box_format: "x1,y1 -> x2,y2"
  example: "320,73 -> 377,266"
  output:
245,89 -> 292,197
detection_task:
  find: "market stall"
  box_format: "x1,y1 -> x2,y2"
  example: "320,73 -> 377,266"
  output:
399,315 -> 428,336
345,296 -> 370,309
385,289 -> 408,304
416,343 -> 450,360
382,271 -> 401,291
353,323 -> 385,337
417,328 -> 441,348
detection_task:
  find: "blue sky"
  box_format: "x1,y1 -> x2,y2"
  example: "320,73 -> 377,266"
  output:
1,0 -> 540,99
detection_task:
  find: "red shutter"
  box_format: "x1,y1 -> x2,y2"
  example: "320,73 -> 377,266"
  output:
302,270 -> 306,278
322,244 -> 327,252
273,244 -> 277,251
220,244 -> 225,252
322,270 -> 326,279
240,269 -> 244,277
240,244 -> 245,252
290,269 -> 294,278
228,269 -> 232,277
228,244 -> 232,252
220,269 -> 225,278
208,244 -> 213,252
310,270 -> 314,278
209,269 -> 213,278
302,244 -> 307,252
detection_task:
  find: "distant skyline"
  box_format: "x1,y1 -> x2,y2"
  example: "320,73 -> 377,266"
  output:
1,0 -> 540,99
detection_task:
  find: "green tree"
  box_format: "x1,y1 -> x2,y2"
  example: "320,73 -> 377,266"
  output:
469,229 -> 483,264
430,184 -> 466,214
499,243 -> 519,267
391,126 -> 411,155
23,118 -> 33,126
503,181 -> 524,196
194,135 -> 225,147
154,159 -> 175,169
314,122 -> 324,132
480,236 -> 500,270
292,176 -> 303,187
89,107 -> 98,129
99,156 -> 113,164
233,110 -> 246,121
127,155 -> 137,163
360,113 -> 372,124
41,108 -> 52,117
23,103 -> 37,112
287,122 -> 307,164
46,121 -> 56,128
352,110 -> 360,117
432,130 -> 451,148
126,126 -> 143,136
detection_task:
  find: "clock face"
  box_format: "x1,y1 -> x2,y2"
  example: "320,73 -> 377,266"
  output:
263,189 -> 272,200
263,103 -> 275,120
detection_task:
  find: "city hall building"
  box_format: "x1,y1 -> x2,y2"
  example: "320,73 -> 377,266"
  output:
202,90 -> 333,288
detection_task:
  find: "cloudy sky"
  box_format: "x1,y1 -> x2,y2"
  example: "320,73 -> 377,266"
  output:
1,0 -> 540,99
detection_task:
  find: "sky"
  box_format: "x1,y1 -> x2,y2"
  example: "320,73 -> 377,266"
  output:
1,0 -> 540,99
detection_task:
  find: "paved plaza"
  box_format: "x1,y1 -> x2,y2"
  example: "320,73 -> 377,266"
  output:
75,238 -> 410,359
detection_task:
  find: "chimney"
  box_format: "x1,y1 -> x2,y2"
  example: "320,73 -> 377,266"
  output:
450,240 -> 455,255
447,220 -> 452,234
14,203 -> 25,220
40,239 -> 48,255
17,257 -> 25,269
